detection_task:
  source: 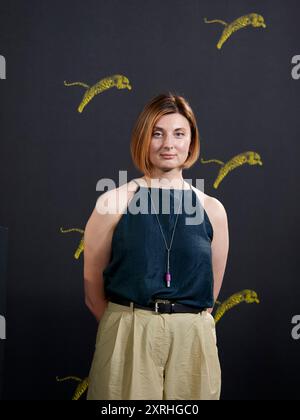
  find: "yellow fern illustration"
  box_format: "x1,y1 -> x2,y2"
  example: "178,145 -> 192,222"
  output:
60,227 -> 84,259
201,151 -> 263,189
56,376 -> 89,400
214,290 -> 260,324
64,74 -> 132,113
204,13 -> 267,49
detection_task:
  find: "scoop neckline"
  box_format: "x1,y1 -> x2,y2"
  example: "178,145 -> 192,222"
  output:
138,186 -> 192,191
134,179 -> 192,191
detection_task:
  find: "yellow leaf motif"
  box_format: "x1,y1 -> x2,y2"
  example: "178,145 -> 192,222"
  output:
64,74 -> 132,113
201,151 -> 263,189
56,376 -> 89,400
214,290 -> 260,324
60,227 -> 84,259
204,13 -> 267,49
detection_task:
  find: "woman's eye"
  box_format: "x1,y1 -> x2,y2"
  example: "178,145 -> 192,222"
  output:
153,132 -> 184,137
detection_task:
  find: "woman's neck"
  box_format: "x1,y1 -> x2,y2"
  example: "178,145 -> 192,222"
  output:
141,175 -> 188,190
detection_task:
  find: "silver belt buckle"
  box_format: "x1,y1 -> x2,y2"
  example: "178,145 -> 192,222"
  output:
154,299 -> 173,313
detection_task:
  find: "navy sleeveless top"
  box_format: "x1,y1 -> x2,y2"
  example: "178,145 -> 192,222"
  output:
103,180 -> 214,309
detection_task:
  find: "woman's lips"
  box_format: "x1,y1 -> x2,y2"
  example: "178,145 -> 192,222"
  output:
160,154 -> 176,159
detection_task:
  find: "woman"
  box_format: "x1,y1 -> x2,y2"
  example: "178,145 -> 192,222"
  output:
84,92 -> 229,400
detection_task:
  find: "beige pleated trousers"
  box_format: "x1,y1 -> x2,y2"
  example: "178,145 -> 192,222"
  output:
87,301 -> 221,400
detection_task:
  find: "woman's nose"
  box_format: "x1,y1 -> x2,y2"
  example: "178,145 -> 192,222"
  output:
162,135 -> 175,147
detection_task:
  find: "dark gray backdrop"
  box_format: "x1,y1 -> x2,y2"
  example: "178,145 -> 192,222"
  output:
0,0 -> 299,400
0,227 -> 8,399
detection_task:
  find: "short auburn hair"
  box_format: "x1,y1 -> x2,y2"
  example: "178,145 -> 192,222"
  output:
130,92 -> 200,177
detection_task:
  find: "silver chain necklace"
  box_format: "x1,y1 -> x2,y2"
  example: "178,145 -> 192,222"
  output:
146,178 -> 188,288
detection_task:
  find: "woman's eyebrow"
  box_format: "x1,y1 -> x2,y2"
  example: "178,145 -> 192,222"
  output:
153,126 -> 186,131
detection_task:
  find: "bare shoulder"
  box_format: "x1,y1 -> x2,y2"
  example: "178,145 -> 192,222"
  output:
83,180 -> 139,260
95,180 -> 138,213
192,186 -> 228,229
87,179 -> 139,233
204,193 -> 227,221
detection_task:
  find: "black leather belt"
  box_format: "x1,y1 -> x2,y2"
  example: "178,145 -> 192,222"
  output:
108,295 -> 207,314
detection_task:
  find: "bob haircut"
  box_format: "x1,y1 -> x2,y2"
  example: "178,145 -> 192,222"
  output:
130,92 -> 200,178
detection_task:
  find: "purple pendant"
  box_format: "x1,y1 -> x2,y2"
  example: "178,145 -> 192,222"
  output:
165,272 -> 171,287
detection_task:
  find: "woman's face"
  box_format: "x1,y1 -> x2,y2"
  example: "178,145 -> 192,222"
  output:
149,113 -> 191,172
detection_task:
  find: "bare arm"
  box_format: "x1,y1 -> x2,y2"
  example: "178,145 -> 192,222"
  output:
206,197 -> 229,314
83,193 -> 116,323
